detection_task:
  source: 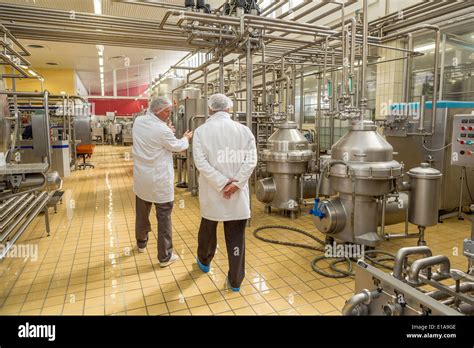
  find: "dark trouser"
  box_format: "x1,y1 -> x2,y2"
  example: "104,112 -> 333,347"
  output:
197,217 -> 247,288
135,195 -> 174,262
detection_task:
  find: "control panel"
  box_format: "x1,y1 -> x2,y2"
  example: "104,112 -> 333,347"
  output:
451,113 -> 474,168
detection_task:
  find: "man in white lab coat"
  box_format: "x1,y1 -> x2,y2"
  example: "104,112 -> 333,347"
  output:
193,94 -> 257,291
133,96 -> 193,267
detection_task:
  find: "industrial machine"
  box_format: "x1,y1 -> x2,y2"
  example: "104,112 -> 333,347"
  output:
344,246 -> 473,316
91,118 -> 131,146
256,121 -> 315,218
0,88 -> 63,259
385,101 -> 474,218
121,121 -> 133,146
450,113 -> 474,275
91,124 -> 105,144
312,119 -> 403,245
106,122 -> 122,145
14,96 -> 87,175
311,119 -> 442,246
0,25 -> 62,260
172,88 -> 206,193
152,76 -> 184,102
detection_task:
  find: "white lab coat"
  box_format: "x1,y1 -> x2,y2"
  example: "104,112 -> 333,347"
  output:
193,111 -> 257,221
132,111 -> 189,204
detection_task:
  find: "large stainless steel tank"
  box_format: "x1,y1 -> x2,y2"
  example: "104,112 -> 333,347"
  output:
313,120 -> 404,246
174,88 -> 205,137
152,77 -> 185,101
176,88 -> 201,101
173,88 -> 206,194
256,122 -> 314,218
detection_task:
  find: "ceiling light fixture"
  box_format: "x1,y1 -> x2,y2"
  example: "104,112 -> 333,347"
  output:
414,43 -> 436,52
27,44 -> 44,49
93,0 -> 102,15
96,44 -> 105,96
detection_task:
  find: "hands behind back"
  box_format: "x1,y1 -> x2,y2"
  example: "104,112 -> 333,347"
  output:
223,178 -> 239,199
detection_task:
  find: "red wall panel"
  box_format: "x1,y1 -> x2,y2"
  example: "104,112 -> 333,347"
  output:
89,84 -> 148,97
89,98 -> 148,116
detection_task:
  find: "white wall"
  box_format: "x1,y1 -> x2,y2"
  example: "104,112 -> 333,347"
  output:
74,71 -> 88,96
387,0 -> 423,14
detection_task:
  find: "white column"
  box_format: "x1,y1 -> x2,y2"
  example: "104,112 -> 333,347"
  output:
113,69 -> 117,97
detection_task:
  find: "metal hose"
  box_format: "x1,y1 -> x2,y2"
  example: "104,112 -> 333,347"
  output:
253,225 -> 396,278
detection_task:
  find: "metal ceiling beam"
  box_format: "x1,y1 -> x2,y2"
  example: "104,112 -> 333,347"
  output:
0,3 -> 206,50
111,0 -> 186,11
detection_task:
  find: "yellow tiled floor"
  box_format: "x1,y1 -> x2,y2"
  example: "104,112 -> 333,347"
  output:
0,145 -> 471,316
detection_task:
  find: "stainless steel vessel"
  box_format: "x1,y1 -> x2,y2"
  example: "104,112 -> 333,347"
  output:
256,121 -> 314,218
407,163 -> 442,227
152,77 -> 185,101
313,120 -> 404,246
173,89 -> 206,193
176,87 -> 201,101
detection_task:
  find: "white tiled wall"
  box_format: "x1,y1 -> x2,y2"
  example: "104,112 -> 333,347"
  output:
375,39 -> 405,120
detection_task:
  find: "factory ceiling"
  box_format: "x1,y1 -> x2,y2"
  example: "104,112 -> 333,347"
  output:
0,0 -> 471,95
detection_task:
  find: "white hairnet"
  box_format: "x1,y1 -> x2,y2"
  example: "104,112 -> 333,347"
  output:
149,96 -> 172,114
208,93 -> 233,111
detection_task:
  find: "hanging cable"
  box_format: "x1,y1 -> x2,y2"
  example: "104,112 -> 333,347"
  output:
463,166 -> 474,202
421,136 -> 452,152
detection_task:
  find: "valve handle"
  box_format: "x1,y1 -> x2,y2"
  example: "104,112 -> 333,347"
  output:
309,198 -> 325,219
